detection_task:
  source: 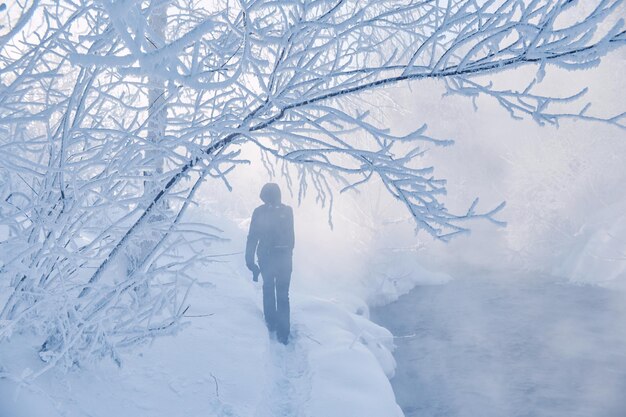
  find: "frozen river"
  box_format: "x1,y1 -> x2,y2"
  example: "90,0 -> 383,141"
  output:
371,270 -> 626,417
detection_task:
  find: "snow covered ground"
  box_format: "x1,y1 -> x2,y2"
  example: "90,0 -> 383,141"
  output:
0,275 -> 402,417
372,268 -> 626,417
0,203 -> 403,417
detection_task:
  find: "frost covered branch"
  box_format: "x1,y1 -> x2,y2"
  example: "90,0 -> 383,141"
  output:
0,0 -> 624,371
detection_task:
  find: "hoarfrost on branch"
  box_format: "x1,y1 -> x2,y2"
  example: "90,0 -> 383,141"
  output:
0,0 -> 624,372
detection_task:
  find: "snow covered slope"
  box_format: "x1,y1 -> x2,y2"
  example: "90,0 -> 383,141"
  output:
0,205 -> 403,417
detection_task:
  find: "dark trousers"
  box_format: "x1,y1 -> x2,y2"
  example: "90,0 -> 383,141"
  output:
259,251 -> 292,343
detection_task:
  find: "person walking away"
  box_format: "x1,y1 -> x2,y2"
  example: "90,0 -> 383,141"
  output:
245,183 -> 295,345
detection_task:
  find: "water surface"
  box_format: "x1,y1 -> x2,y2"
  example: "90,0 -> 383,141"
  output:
371,271 -> 626,417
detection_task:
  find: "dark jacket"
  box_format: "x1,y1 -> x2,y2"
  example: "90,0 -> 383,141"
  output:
246,184 -> 294,267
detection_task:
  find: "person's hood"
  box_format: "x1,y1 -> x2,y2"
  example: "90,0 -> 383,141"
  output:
260,183 -> 281,205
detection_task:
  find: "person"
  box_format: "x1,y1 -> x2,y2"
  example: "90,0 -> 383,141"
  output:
245,183 -> 295,344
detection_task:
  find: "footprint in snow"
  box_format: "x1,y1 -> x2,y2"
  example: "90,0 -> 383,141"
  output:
255,327 -> 312,417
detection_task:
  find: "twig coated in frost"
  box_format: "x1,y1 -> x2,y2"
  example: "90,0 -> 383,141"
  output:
0,0 -> 623,374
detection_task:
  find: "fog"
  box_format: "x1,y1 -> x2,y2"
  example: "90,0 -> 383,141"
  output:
202,47 -> 626,285
192,47 -> 626,416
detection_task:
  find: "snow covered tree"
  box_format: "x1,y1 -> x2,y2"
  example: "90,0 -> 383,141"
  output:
0,0 -> 624,372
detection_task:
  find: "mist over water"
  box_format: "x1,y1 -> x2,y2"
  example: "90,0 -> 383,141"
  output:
372,270 -> 626,417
